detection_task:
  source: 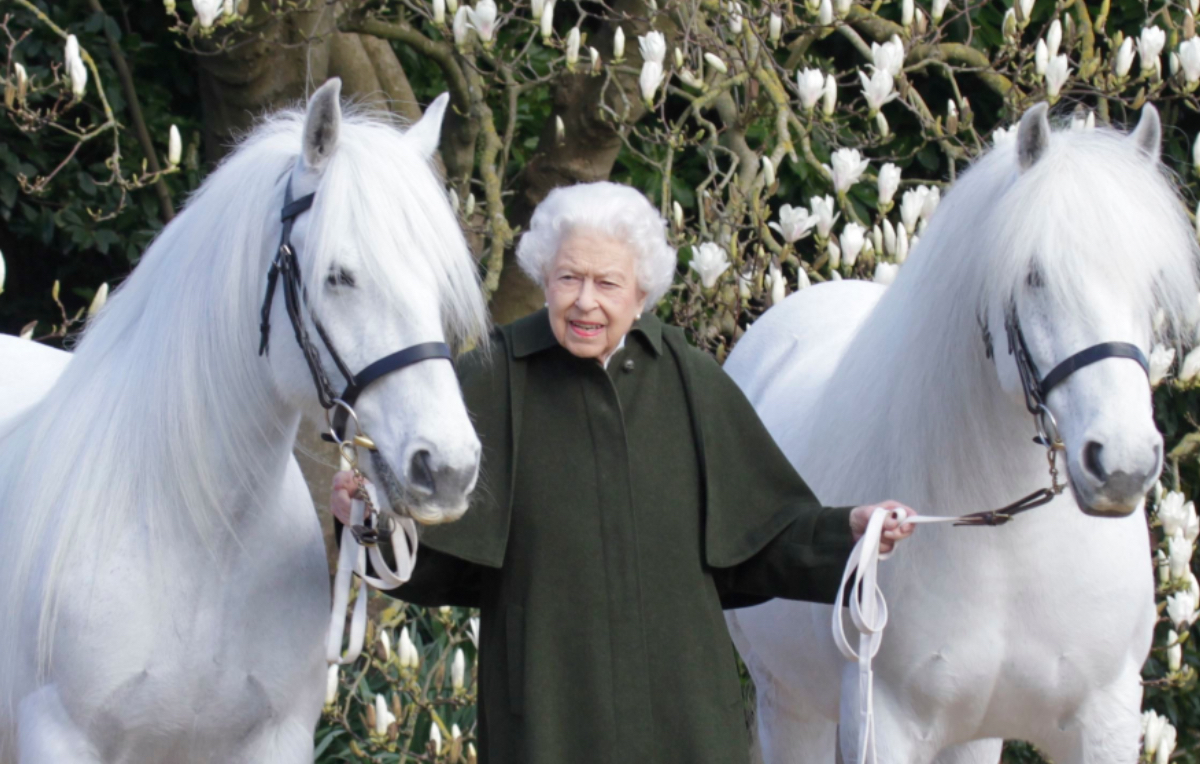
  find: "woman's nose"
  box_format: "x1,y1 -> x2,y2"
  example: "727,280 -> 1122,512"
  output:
575,279 -> 597,309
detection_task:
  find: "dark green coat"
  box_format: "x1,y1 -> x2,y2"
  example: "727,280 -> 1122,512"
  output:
388,309 -> 854,764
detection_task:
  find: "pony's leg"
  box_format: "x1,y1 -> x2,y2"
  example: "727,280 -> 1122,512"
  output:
752,675 -> 838,764
230,716 -> 318,764
931,740 -> 1002,764
1032,672 -> 1142,764
16,686 -> 103,763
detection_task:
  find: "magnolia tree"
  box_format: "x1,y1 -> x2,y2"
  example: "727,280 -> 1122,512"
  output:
5,0 -> 1200,760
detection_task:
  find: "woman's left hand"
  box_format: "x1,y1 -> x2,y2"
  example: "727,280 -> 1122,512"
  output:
849,501 -> 917,553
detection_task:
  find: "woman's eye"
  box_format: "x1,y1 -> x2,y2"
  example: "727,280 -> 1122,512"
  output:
326,268 -> 356,288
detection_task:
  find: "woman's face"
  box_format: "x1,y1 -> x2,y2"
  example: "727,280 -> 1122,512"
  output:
545,229 -> 648,362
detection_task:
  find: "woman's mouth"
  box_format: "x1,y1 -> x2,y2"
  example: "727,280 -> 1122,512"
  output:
570,320 -> 604,338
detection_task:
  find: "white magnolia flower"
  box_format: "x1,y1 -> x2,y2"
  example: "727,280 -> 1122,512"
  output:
992,124 -> 1017,147
1181,38 -> 1200,85
1149,344 -> 1175,386
858,67 -> 898,114
796,267 -> 811,290
12,63 -> 26,103
766,262 -> 786,305
770,204 -> 819,243
194,0 -> 221,28
325,665 -> 339,705
379,629 -> 392,662
465,192 -> 476,218
895,223 -> 910,263
555,115 -> 565,143
1046,19 -> 1062,56
1115,37 -> 1136,78
1002,8 -> 1017,40
1035,39 -> 1049,75
931,0 -> 950,23
1017,0 -> 1034,23
673,201 -> 684,229
1157,549 -> 1171,584
825,148 -> 869,193
728,2 -> 743,34
874,262 -> 899,285
818,0 -> 833,25
222,0 -> 235,18
1188,503 -> 1200,544
613,26 -> 625,60
452,723 -> 463,741
834,0 -> 851,17
797,68 -> 826,111
87,282 -> 108,318
769,13 -> 782,45
590,46 -> 602,74
452,648 -> 466,690
900,187 -> 928,232
678,68 -> 704,89
921,186 -> 940,221
1190,571 -> 1200,602
871,225 -> 883,254
454,6 -> 471,47
737,270 -> 753,300
1044,54 -> 1070,99
900,0 -> 913,27
1168,630 -> 1183,672
639,61 -> 664,105
883,219 -> 897,255
466,0 -> 498,43
374,693 -> 396,735
566,27 -> 581,70
540,0 -> 555,39
947,98 -> 958,123
531,0 -> 544,20
877,162 -> 901,207
430,721 -> 443,753
468,616 -> 481,647
1144,710 -> 1167,756
433,0 -> 446,24
810,194 -> 839,237
826,238 -> 841,270
639,31 -> 666,64
447,0 -> 459,14
841,223 -> 866,267
822,73 -> 838,116
1157,723 -> 1177,764
1139,26 -> 1166,73
399,626 -> 420,668
761,156 -> 776,186
64,35 -> 88,98
690,243 -> 731,288
1166,590 -> 1199,630
1159,491 -> 1191,536
704,52 -> 728,75
869,19 -> 901,50
674,47 -> 684,68
875,111 -> 890,138
1168,530 -> 1194,580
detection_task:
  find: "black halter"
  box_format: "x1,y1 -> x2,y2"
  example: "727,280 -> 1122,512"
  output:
258,177 -> 453,445
953,307 -> 1151,527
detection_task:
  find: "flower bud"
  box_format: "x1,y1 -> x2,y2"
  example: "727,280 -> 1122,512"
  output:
452,647 -> 466,690
541,0 -> 555,40
566,27 -> 580,71
555,115 -> 565,143
704,52 -> 728,74
769,13 -> 782,46
673,201 -> 684,229
168,125 -> 182,167
613,26 -> 625,61
433,0 -> 446,24
1168,630 -> 1182,672
761,156 -> 776,187
590,46 -> 602,74
88,282 -> 109,318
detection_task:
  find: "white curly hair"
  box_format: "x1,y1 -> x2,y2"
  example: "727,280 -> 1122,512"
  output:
516,181 -> 677,309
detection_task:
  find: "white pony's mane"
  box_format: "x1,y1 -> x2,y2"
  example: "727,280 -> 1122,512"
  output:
0,106 -> 487,690
799,120 -> 1200,514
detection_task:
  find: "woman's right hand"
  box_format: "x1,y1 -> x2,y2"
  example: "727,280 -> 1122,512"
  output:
330,470 -> 359,525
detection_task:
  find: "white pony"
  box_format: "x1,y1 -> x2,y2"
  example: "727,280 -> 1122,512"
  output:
0,79 -> 488,763
726,103 -> 1199,764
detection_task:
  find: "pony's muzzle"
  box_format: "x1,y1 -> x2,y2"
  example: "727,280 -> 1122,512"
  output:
1073,437 -> 1162,516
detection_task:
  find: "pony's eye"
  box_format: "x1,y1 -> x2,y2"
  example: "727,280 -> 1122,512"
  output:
326,268 -> 356,288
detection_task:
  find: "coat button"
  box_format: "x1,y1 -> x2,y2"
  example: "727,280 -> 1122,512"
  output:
622,359 -> 635,372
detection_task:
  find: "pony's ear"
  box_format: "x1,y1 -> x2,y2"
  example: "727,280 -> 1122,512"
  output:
406,92 -> 450,160
1017,102 -> 1051,171
303,78 -> 342,171
1129,103 -> 1162,161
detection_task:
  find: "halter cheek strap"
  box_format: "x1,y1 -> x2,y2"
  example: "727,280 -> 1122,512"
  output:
258,175 -> 453,445
1037,342 -> 1149,400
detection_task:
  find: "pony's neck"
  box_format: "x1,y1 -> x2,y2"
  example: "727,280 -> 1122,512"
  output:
825,277 -> 1051,516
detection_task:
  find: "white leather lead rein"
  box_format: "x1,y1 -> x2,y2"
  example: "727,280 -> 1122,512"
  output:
326,471 -> 419,665
832,508 -> 965,764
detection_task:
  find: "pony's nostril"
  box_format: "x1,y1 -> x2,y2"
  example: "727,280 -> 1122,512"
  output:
1083,441 -> 1107,482
409,449 -> 436,495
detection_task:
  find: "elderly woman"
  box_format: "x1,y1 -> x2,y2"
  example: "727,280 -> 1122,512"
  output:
332,181 -> 914,764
